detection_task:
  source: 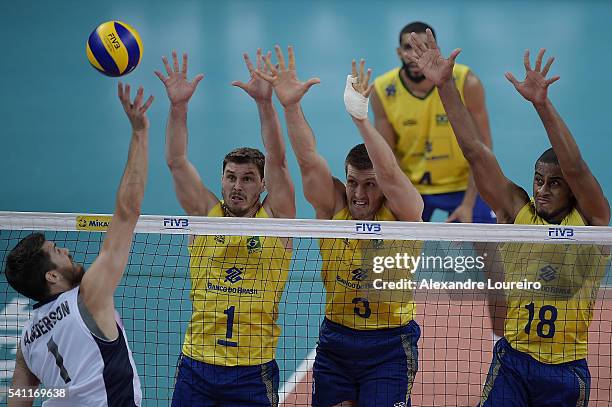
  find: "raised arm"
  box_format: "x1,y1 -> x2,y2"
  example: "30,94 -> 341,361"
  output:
345,59 -> 423,221
256,46 -> 344,219
79,84 -> 153,340
232,49 -> 295,219
446,72 -> 494,223
155,51 -> 217,216
8,347 -> 39,407
406,30 -> 528,223
506,49 -> 610,226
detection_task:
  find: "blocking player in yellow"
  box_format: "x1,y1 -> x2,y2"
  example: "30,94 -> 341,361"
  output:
256,46 -> 423,407
372,21 -> 495,224
406,29 -> 610,406
156,50 -> 295,406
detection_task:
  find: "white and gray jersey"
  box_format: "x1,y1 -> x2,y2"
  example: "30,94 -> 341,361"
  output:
20,287 -> 142,406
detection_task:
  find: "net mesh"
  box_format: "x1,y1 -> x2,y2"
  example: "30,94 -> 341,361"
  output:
1,212 -> 611,406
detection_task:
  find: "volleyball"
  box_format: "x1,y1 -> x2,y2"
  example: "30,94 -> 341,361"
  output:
86,21 -> 143,77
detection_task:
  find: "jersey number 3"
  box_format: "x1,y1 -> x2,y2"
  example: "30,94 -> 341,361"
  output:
352,297 -> 372,318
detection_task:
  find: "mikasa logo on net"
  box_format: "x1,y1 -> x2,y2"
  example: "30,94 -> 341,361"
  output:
76,215 -> 112,231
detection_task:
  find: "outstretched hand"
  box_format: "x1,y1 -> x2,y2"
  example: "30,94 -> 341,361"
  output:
344,59 -> 373,120
254,45 -> 320,108
350,59 -> 373,97
505,49 -> 560,105
405,28 -> 461,87
118,82 -> 154,132
232,49 -> 273,102
155,51 -> 204,106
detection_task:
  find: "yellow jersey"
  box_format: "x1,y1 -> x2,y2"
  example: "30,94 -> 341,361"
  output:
374,64 -> 471,195
183,203 -> 291,366
319,206 -> 420,329
501,201 -> 608,363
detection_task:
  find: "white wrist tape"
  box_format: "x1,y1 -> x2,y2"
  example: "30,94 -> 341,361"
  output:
344,75 -> 368,120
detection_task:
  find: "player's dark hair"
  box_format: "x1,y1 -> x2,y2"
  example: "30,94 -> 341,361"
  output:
399,21 -> 436,45
4,233 -> 54,301
345,143 -> 373,173
223,147 -> 265,179
536,148 -> 559,166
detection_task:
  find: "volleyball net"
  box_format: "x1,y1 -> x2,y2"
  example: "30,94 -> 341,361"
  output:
1,211 -> 611,406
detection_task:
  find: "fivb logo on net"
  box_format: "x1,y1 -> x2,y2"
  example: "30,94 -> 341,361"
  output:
355,222 -> 382,235
163,217 -> 189,229
547,227 -> 575,240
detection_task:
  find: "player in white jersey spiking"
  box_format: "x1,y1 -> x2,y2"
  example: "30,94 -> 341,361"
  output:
4,83 -> 153,407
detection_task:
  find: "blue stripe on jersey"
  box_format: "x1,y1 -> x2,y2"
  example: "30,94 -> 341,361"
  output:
114,22 -> 140,74
93,325 -> 137,406
87,30 -> 120,76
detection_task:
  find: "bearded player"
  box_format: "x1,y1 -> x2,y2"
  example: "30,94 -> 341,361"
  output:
6,83 -> 152,406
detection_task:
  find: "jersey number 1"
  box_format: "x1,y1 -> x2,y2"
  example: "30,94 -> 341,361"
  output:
217,306 -> 238,347
47,337 -> 71,383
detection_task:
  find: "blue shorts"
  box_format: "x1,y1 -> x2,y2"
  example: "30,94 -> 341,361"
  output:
172,354 -> 279,407
480,338 -> 591,407
422,191 -> 496,223
312,318 -> 420,407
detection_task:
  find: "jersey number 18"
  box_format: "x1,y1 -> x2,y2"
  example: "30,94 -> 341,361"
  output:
524,303 -> 558,339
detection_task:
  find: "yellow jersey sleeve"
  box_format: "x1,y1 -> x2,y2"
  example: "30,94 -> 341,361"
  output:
374,64 -> 471,194
319,206 -> 421,329
184,203 -> 292,366
501,200 -> 609,363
